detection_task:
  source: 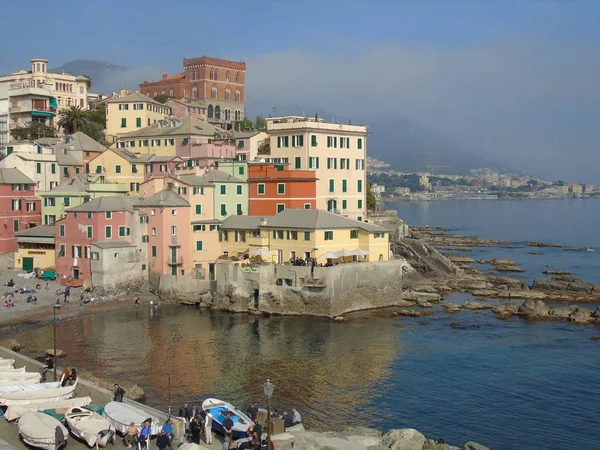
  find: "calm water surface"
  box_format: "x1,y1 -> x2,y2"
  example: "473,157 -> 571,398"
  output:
11,200 -> 600,450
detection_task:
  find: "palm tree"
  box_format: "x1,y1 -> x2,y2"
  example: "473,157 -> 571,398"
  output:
58,106 -> 90,134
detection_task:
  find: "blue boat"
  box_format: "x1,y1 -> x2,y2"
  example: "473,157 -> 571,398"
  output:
201,398 -> 255,440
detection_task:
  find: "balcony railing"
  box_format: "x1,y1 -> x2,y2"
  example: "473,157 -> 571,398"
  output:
166,257 -> 184,266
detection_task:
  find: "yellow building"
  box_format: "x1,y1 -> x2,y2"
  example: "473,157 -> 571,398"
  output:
88,148 -> 147,193
220,209 -> 389,264
105,90 -> 172,143
265,116 -> 368,221
14,225 -> 56,271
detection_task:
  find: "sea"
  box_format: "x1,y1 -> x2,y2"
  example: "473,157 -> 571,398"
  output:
10,199 -> 600,450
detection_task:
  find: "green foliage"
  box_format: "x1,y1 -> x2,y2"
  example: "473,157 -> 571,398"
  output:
366,183 -> 377,211
10,123 -> 57,141
154,95 -> 171,104
255,115 -> 267,129
234,120 -> 253,132
87,107 -> 106,126
79,121 -> 106,144
58,106 -> 90,134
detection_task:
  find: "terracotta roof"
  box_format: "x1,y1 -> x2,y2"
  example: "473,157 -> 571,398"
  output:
119,116 -> 222,139
163,72 -> 185,81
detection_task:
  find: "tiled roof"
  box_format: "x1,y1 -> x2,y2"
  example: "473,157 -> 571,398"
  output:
233,131 -> 261,139
91,240 -> 135,249
148,155 -> 182,163
106,91 -> 166,107
15,225 -> 55,238
10,153 -> 57,162
68,195 -> 141,213
119,117 -> 222,139
220,215 -> 264,230
55,132 -> 107,154
136,190 -> 189,207
43,174 -> 92,194
163,73 -> 185,82
177,175 -> 212,187
204,169 -> 245,184
0,168 -> 36,185
263,209 -> 388,232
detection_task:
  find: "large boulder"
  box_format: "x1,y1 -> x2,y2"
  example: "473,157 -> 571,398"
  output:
492,303 -> 520,315
548,306 -> 578,320
532,278 -> 569,292
382,428 -> 426,450
518,299 -> 549,318
403,292 -> 442,302
569,307 -> 593,324
462,302 -> 493,310
464,442 -> 491,450
566,282 -> 594,294
46,349 -> 67,358
4,339 -> 21,352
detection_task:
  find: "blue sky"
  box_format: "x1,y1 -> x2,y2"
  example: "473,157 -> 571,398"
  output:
2,1 -> 599,183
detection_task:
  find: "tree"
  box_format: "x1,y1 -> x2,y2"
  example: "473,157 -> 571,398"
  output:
366,183 -> 377,211
58,106 -> 90,134
79,121 -> 106,144
10,123 -> 57,141
154,95 -> 171,104
87,107 -> 106,127
255,115 -> 267,129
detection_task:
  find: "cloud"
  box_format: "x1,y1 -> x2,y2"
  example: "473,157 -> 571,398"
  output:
246,37 -> 600,183
94,66 -> 167,94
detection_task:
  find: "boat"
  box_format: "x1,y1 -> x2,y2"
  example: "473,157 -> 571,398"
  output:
0,371 -> 42,383
0,366 -> 26,373
102,401 -> 161,435
0,377 -> 42,386
4,396 -> 92,421
585,247 -> 595,252
201,398 -> 255,439
0,379 -> 77,406
18,411 -> 68,450
65,406 -> 116,448
0,358 -> 15,367
0,381 -> 61,393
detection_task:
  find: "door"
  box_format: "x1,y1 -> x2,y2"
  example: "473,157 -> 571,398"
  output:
209,263 -> 215,281
327,200 -> 337,212
72,268 -> 80,280
277,249 -> 283,264
22,257 -> 34,272
171,247 -> 177,263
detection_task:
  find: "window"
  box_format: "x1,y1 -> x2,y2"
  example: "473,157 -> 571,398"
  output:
121,118 -> 126,128
235,90 -> 240,102
12,199 -> 21,211
342,199 -> 347,210
303,203 -> 311,210
141,264 -> 146,271
220,185 -> 226,195
358,179 -> 363,192
272,230 -> 284,240
287,230 -> 298,240
329,179 -> 335,193
237,185 -> 243,195
130,183 -> 140,192
193,187 -> 204,195
105,226 -> 112,238
151,139 -> 161,147
152,227 -> 156,236
327,136 -> 337,148
342,179 -> 348,193
167,139 -> 175,146
357,216 -> 363,222
27,202 -> 35,211
152,246 -> 157,257
277,136 -> 289,148
311,135 -> 318,147
59,244 -> 66,257
327,158 -> 337,170
72,246 -> 82,258
171,226 -> 177,236
295,157 -> 301,169
374,232 -> 385,239
358,138 -> 363,150
304,231 -> 311,240
211,87 -> 217,99
309,157 -> 319,169
59,224 -> 65,237
277,183 -> 285,194
50,181 -> 57,189
142,235 -> 148,243
170,209 -> 177,216
220,204 -> 227,216
358,199 -> 363,209
87,212 -> 93,219
119,104 -> 129,110
238,166 -> 245,176
225,89 -> 231,101
196,241 -> 203,251
237,204 -> 243,215
257,184 -> 265,195
115,165 -> 122,174
195,204 -> 202,214
340,158 -> 350,170
324,231 -> 334,241
136,118 -> 141,127
119,226 -> 130,237
151,209 -> 156,215
340,137 -> 350,149
105,211 -> 112,219
192,86 -> 198,99
350,230 -> 359,239
291,135 -> 304,147
50,163 -> 56,174
277,204 -> 285,213
36,163 -> 41,174
236,73 -> 240,83
64,197 -> 70,206
355,159 -> 365,170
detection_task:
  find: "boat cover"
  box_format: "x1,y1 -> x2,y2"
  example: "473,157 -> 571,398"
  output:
0,379 -> 77,405
0,366 -> 26,373
65,406 -> 115,447
18,411 -> 68,450
0,372 -> 41,383
4,396 -> 92,421
102,401 -> 160,435
0,381 -> 60,393
0,359 -> 15,367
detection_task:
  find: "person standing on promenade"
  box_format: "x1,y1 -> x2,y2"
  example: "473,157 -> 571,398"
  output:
124,422 -> 139,448
190,414 -> 202,444
203,409 -> 213,445
156,430 -> 170,450
162,419 -> 174,447
114,383 -> 125,402
222,412 -> 234,442
292,408 -> 302,426
246,402 -> 258,423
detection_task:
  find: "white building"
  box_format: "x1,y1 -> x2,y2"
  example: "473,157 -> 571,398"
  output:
0,143 -> 59,192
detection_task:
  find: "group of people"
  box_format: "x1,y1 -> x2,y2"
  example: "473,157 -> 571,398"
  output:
2,279 -> 46,307
178,403 -> 214,445
60,367 -> 77,386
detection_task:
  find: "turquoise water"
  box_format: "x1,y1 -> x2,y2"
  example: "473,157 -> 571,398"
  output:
10,199 -> 600,450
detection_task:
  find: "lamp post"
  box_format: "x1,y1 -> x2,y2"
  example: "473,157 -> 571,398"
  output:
263,379 -> 274,449
53,304 -> 61,381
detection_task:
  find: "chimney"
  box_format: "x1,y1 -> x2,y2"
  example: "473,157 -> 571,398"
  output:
162,74 -> 168,80
260,218 -> 268,226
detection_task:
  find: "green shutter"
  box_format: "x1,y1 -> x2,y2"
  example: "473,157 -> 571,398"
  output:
342,180 -> 347,192
121,118 -> 126,127
51,164 -> 56,174
277,204 -> 285,213
358,199 -> 363,209
221,204 -> 227,216
196,241 -> 203,251
136,117 -> 141,127
64,197 -> 70,206
311,135 -> 317,146
220,185 -> 226,195
258,184 -> 265,194
60,225 -> 65,237
316,157 -> 320,169
329,179 -> 334,192
237,204 -> 243,215
278,183 -> 285,194
358,180 -> 363,192
142,264 -> 146,270
105,226 -> 111,238
295,157 -> 301,169
119,227 -> 125,237
195,205 -> 201,214
237,185 -> 242,195
36,163 -> 41,174
358,138 -> 363,149
87,226 -> 92,238
304,203 -> 311,209
152,246 -> 157,257
238,167 -> 244,175
342,199 -> 347,209
304,231 -> 310,240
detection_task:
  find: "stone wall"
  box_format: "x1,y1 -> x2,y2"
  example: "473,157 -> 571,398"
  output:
156,272 -> 214,302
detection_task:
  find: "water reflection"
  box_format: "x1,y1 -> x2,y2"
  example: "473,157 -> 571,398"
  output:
13,306 -> 401,429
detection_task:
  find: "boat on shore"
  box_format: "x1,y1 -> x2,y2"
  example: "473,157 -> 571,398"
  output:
201,398 -> 254,439
0,358 -> 15,367
0,371 -> 42,383
0,381 -> 60,393
0,379 -> 77,406
102,401 -> 161,435
65,406 -> 115,448
4,396 -> 93,421
18,411 -> 68,450
0,366 -> 26,373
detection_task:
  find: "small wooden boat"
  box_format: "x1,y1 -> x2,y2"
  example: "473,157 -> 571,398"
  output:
18,411 -> 68,450
0,371 -> 41,383
4,396 -> 92,421
102,401 -> 161,435
0,358 -> 15,367
0,379 -> 77,406
65,406 -> 115,448
0,366 -> 26,373
201,398 -> 255,439
0,381 -> 60,393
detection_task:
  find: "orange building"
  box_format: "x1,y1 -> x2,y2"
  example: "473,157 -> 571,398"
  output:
248,163 -> 317,216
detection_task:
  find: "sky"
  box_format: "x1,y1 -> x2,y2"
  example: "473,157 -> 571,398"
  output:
1,0 -> 599,183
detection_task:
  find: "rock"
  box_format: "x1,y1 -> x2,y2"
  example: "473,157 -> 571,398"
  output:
496,290 -> 548,300
46,349 -> 67,358
542,269 -> 572,275
395,299 -> 418,307
566,282 -> 594,294
517,299 -> 549,318
492,265 -> 525,273
344,427 -> 382,439
420,321 -> 429,325
396,309 -> 422,317
569,307 -> 593,324
403,292 -> 442,302
464,443 -> 491,450
446,255 -> 475,264
450,322 -> 462,327
442,303 -> 462,313
492,303 -> 520,315
548,306 -> 578,319
4,339 -> 21,352
457,280 -> 491,291
462,302 -> 493,310
333,316 -> 346,322
416,301 -> 433,308
592,307 -> 600,318
590,335 -> 600,341
526,241 -> 564,248
491,259 -> 517,266
470,289 -> 498,297
382,428 -> 426,450
532,278 -> 569,292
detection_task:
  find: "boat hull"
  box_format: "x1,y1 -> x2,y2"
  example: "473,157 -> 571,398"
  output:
18,411 -> 68,450
66,407 -> 115,448
102,401 -> 161,435
201,398 -> 255,440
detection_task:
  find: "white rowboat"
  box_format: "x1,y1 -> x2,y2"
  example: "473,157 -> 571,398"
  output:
65,406 -> 115,448
4,396 -> 92,421
18,411 -> 68,450
102,401 -> 161,435
0,379 -> 77,406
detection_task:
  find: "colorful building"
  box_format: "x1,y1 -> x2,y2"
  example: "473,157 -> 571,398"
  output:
0,168 -> 42,253
88,148 -> 147,193
40,174 -> 129,224
220,209 -> 390,264
139,56 -> 246,129
5,80 -> 57,129
14,224 -> 55,271
165,98 -> 207,120
105,90 -> 171,143
54,196 -> 142,282
203,169 -> 247,219
0,152 -> 59,192
247,162 -> 317,216
265,116 -> 368,221
233,131 -> 269,162
54,132 -> 107,181
143,155 -> 185,181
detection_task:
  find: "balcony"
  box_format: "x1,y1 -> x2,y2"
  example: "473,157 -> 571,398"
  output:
166,257 -> 184,266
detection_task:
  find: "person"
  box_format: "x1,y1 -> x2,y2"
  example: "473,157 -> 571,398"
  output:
203,409 -> 213,445
292,408 -> 302,426
252,422 -> 262,441
246,402 -> 259,422
32,295 -> 37,303
6,279 -> 14,287
80,293 -> 84,307
222,412 -> 234,442
223,437 -> 231,450
139,422 -> 152,449
124,422 -> 139,448
162,419 -> 174,446
190,404 -> 199,419
36,283 -> 41,290
250,431 -> 261,449
281,410 -> 293,429
69,367 -> 77,384
156,430 -> 170,450
190,414 -> 202,444
135,298 -> 140,306
114,383 -> 125,402
178,403 -> 191,420
61,368 -> 71,387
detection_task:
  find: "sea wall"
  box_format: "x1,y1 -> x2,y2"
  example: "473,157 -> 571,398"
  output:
151,271 -> 215,301
211,260 -> 405,317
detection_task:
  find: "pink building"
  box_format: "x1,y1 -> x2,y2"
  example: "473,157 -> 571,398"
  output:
165,98 -> 207,120
136,190 -> 192,276
144,155 -> 185,181
0,168 -> 42,254
54,196 -> 141,282
176,139 -> 236,168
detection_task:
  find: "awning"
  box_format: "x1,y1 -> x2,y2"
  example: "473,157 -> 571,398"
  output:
49,98 -> 58,108
23,197 -> 41,201
191,219 -> 221,225
31,111 -> 54,117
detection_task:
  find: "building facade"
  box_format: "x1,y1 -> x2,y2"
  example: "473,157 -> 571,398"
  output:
0,168 -> 42,253
54,132 -> 107,180
248,162 -> 317,216
88,148 -> 146,193
265,116 -> 368,221
234,131 -> 269,162
139,56 -> 246,129
14,224 -> 55,271
0,152 -> 59,192
4,81 -> 57,130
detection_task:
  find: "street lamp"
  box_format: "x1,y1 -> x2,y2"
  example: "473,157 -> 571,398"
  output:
53,304 -> 61,381
263,379 -> 274,449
